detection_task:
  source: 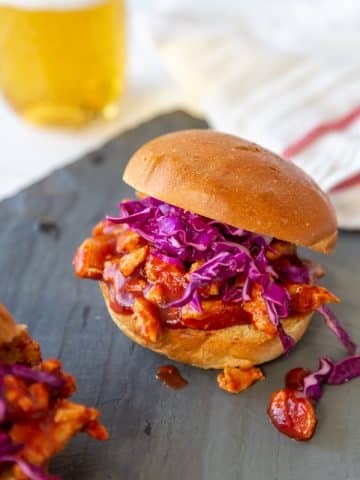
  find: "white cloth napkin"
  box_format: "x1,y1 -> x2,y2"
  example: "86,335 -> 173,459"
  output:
141,0 -> 360,229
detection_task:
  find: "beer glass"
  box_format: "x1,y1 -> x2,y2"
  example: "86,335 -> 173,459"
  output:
0,0 -> 126,127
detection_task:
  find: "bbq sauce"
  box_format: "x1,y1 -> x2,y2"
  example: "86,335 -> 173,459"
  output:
267,367 -> 317,441
156,365 -> 188,389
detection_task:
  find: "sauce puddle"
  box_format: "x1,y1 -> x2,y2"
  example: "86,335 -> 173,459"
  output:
156,365 -> 188,389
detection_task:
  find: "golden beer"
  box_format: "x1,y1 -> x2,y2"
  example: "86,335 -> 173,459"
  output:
0,0 -> 125,127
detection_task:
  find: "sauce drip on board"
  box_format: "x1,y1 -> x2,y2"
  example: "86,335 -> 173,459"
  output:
268,367 -> 317,441
285,367 -> 311,391
156,365 -> 188,389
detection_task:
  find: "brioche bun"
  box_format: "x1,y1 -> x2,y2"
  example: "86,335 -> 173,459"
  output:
102,130 -> 336,369
123,130 -> 337,253
100,283 -> 312,369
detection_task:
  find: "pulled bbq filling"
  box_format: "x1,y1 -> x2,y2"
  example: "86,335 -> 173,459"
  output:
73,197 -> 352,355
0,313 -> 108,480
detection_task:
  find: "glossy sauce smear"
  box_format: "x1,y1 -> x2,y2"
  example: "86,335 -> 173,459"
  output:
156,365 -> 188,390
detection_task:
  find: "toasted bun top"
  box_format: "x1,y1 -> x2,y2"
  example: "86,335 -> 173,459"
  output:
123,130 -> 337,253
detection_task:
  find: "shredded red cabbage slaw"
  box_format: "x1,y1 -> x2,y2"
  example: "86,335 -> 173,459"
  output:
108,197 -> 355,356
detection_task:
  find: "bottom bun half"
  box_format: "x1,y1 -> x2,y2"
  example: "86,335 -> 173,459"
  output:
100,282 -> 312,369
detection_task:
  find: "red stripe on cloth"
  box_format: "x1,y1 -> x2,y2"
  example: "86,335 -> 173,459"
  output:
281,104 -> 360,192
330,172 -> 360,193
282,104 -> 360,159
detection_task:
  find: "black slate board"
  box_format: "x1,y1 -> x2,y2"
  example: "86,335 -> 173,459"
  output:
1,111 -> 360,480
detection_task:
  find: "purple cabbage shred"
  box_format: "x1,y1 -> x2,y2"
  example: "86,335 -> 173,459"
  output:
318,305 -> 356,355
303,357 -> 333,400
303,354 -> 360,400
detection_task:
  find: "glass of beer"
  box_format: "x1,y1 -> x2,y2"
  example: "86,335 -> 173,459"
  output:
0,0 -> 126,127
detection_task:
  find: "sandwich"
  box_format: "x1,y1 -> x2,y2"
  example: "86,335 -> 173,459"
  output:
0,303 -> 108,480
73,130 -> 353,393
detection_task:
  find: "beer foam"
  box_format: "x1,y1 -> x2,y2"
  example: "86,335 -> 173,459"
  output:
0,0 -> 106,9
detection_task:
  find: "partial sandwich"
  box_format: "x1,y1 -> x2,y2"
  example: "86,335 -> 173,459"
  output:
74,130 -> 353,372
0,304 -> 108,480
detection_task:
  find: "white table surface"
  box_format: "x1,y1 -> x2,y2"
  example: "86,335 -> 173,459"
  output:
0,1 -> 181,201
